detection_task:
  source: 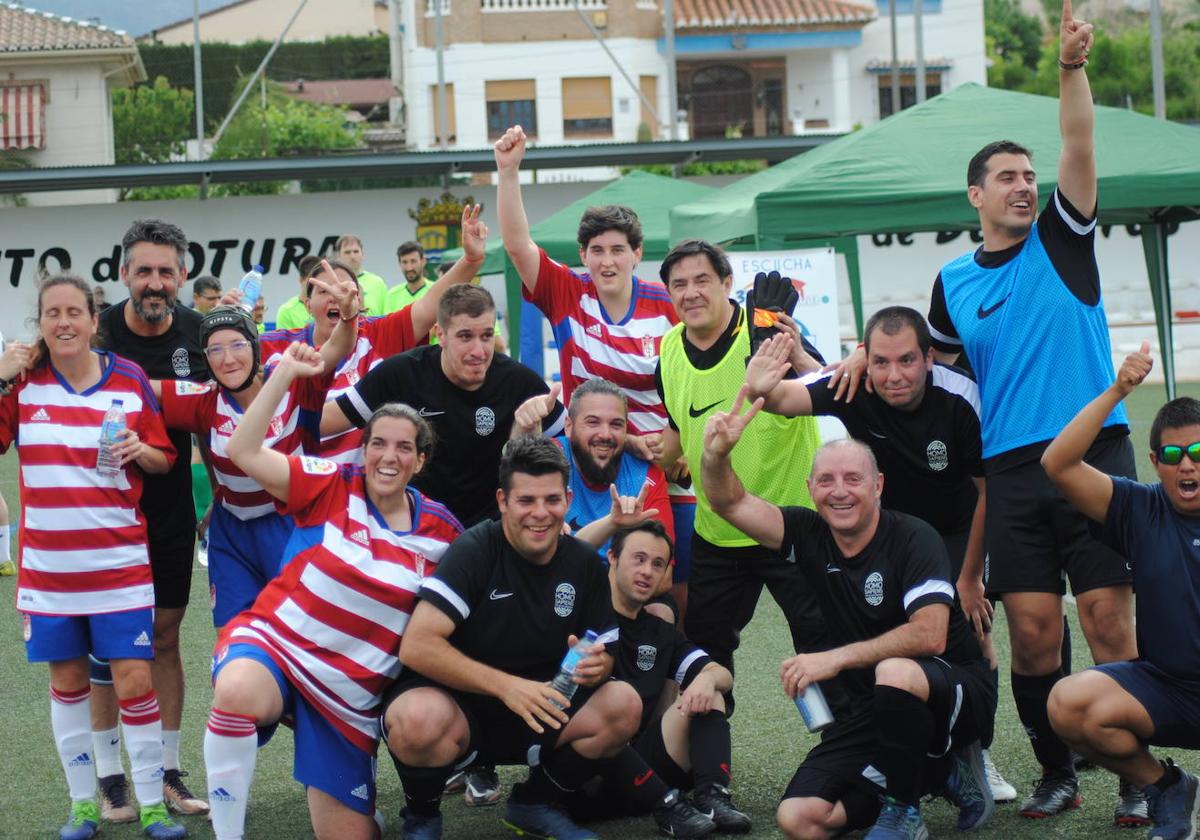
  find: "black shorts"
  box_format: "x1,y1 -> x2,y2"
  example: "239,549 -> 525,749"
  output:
148,534 -> 196,610
781,655 -> 996,827
985,435 -> 1135,597
382,671 -> 599,767
1091,660 -> 1200,749
940,530 -> 970,583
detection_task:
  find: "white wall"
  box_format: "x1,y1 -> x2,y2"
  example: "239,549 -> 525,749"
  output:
150,0 -> 381,44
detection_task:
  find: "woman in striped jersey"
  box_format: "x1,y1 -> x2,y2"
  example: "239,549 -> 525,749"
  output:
153,265 -> 359,628
205,343 -> 463,840
0,274 -> 186,840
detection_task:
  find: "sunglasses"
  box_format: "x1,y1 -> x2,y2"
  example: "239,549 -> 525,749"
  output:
1156,442 -> 1200,465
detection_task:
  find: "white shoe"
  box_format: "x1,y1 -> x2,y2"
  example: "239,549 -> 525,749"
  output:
197,540 -> 208,567
983,749 -> 1017,803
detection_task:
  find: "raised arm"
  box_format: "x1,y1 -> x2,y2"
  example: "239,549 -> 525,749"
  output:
746,334 -> 816,417
309,262 -> 360,369
227,343 -> 328,501
1041,342 -> 1152,523
1056,0 -> 1097,215
409,205 -> 488,337
700,385 -> 786,550
495,125 -> 541,292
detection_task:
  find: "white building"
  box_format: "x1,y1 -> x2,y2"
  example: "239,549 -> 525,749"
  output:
0,3 -> 145,206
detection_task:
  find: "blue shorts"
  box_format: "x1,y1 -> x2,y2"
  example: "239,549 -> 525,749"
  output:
1092,660 -> 1200,749
212,642 -> 377,815
670,500 -> 695,583
208,506 -> 296,627
279,523 -> 323,569
25,608 -> 155,663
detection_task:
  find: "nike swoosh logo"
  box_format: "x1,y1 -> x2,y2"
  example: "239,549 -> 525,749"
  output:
489,590 -> 513,600
633,770 -> 654,786
418,407 -> 445,417
688,400 -> 721,418
867,429 -> 887,439
976,295 -> 1010,319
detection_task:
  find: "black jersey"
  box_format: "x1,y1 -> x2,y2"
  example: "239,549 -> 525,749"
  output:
779,506 -> 983,698
805,365 -> 982,535
98,302 -> 209,545
335,345 -> 566,526
417,520 -> 617,682
614,609 -> 711,731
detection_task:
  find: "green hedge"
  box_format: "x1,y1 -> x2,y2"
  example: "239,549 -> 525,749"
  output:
139,36 -> 391,130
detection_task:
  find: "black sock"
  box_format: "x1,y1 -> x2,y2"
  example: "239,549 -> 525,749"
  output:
390,752 -> 450,817
1152,760 -> 1182,792
982,667 -> 999,750
873,685 -> 934,806
1011,670 -> 1073,775
605,745 -> 669,812
689,711 -> 732,790
515,745 -> 599,804
1060,617 -> 1073,677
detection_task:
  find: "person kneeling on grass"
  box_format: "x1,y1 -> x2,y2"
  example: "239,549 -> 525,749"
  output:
205,344 -> 463,840
702,388 -> 997,840
1043,342 -> 1200,840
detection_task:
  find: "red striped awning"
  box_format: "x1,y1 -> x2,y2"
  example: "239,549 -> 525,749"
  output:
0,83 -> 46,150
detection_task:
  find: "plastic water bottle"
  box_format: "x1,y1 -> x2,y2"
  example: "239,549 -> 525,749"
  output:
549,630 -> 600,709
96,398 -> 126,476
794,682 -> 835,732
238,265 -> 264,313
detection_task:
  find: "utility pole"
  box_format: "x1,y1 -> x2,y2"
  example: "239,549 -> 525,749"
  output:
664,0 -> 678,140
888,0 -> 899,115
1150,0 -> 1166,119
193,0 -> 208,198
914,0 -> 926,104
435,0 -> 447,150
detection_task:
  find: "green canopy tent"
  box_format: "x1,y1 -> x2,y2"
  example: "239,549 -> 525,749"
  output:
446,169 -> 716,362
669,83 -> 1200,396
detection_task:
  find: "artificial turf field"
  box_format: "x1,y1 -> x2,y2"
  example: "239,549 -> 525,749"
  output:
0,382 -> 1197,839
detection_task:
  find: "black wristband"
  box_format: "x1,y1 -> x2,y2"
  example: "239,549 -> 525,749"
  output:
1058,56 -> 1088,70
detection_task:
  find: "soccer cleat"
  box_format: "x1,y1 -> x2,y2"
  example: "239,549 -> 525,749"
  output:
653,788 -> 716,838
0,559 -> 15,575
463,765 -> 503,807
1018,771 -> 1082,818
60,800 -> 100,840
1115,777 -> 1152,828
401,807 -> 443,840
139,802 -> 188,839
691,783 -> 752,834
503,800 -> 599,840
1145,762 -> 1199,840
982,749 -> 1017,804
163,769 -> 210,816
196,538 -> 208,568
99,772 -> 138,822
863,796 -> 930,840
941,740 -> 994,831
443,770 -> 467,796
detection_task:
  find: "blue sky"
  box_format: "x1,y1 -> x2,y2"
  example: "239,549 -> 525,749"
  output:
13,1 -> 230,37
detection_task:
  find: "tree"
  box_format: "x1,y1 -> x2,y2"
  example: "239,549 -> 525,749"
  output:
112,76 -> 194,167
984,0 -> 1046,88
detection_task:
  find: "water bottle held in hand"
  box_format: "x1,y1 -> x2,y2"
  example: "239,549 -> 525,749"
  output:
238,265 -> 265,313
96,398 -> 126,476
549,630 -> 600,709
795,682 -> 834,732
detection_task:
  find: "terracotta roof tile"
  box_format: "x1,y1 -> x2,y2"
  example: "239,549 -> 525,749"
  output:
675,0 -> 875,30
0,2 -> 134,53
282,79 -> 395,107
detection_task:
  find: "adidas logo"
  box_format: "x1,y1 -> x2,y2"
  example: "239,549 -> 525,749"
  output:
210,787 -> 234,802
31,408 -> 50,422
586,323 -> 603,338
349,528 -> 370,547
133,630 -> 152,647
68,752 -> 92,766
350,783 -> 369,800
219,420 -> 236,434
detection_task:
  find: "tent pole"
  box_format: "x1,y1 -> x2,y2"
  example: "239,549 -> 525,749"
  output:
1140,223 -> 1176,400
835,236 -> 865,340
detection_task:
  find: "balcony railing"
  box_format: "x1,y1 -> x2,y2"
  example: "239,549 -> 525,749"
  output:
481,0 -> 605,11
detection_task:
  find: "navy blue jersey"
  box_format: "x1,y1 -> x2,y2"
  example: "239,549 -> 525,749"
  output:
1103,478 -> 1200,678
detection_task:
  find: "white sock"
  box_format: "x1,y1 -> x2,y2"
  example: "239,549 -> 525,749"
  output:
205,708 -> 259,840
51,685 -> 96,803
92,726 -> 124,778
162,729 -> 181,773
119,691 -> 164,808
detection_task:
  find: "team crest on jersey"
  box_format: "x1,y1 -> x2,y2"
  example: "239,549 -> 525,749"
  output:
345,368 -> 360,386
475,407 -> 496,436
641,335 -> 656,358
171,347 -> 192,377
553,583 -> 576,617
636,644 -> 657,671
22,613 -> 31,642
926,440 -> 949,472
864,572 -> 885,607
300,456 -> 337,476
174,381 -> 211,396
413,553 -> 430,578
269,415 -> 285,439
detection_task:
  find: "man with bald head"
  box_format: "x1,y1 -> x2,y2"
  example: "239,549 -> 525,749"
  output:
702,393 -> 997,840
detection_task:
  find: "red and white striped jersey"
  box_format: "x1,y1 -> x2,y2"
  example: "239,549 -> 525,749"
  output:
260,307 -> 420,464
0,353 -> 175,616
221,454 -> 463,752
526,249 -> 678,435
160,371 -> 330,520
